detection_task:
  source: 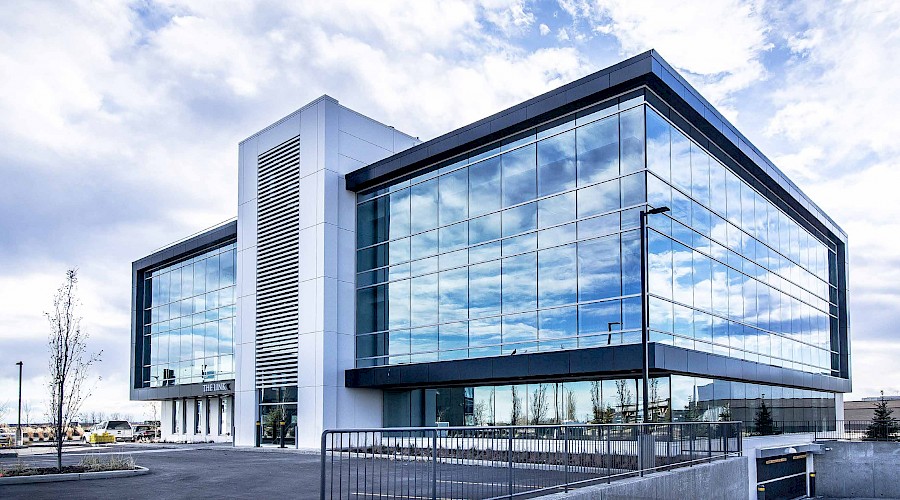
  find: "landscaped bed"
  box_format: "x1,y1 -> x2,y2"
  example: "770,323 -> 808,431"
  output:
0,454 -> 136,477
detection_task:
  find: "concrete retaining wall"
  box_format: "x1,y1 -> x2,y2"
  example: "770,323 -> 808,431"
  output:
537,457 -> 749,500
814,440 -> 900,498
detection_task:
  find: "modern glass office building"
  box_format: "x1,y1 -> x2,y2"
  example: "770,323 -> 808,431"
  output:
344,51 -> 849,431
130,221 -> 237,443
131,50 -> 849,449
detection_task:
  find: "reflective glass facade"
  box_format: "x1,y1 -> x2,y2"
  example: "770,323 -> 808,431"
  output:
354,97 -> 840,376
644,106 -> 838,376
140,242 -> 237,387
384,376 -> 835,430
356,97 -> 649,366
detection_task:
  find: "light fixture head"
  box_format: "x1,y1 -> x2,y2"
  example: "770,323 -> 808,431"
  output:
647,206 -> 671,215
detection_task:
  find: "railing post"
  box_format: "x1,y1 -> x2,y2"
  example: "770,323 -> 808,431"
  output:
637,425 -> 643,477
320,431 -> 327,500
563,425 -> 569,492
707,424 -> 712,461
508,427 -> 514,499
431,429 -> 437,500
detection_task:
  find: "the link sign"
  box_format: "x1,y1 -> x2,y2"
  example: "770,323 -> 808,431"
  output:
202,382 -> 231,393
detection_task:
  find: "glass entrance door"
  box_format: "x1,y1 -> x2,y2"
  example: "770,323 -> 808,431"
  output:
260,404 -> 297,446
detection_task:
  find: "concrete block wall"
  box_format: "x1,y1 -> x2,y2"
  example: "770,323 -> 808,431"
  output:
814,440 -> 900,498
537,457 -> 749,500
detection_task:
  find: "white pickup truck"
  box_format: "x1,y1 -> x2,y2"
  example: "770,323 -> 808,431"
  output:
83,420 -> 134,442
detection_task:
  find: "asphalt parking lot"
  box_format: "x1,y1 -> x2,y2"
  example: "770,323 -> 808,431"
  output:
0,443 -> 323,500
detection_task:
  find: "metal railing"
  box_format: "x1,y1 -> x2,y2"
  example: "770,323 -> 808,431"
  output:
320,422 -> 742,500
814,420 -> 900,442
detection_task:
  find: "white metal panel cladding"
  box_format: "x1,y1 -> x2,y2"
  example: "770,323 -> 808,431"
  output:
255,135 -> 300,388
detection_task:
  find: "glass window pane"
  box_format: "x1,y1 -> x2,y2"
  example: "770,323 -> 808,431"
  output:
469,260 -> 501,318
538,223 -> 576,249
410,229 -> 438,261
439,268 -> 468,322
538,243 -> 577,307
439,169 -> 468,226
577,212 -> 619,241
502,252 -> 537,313
410,178 -> 439,233
439,221 -> 467,253
576,114 -> 618,185
410,326 -> 438,362
646,107 -> 670,182
410,274 -> 438,327
469,157 -> 501,217
501,144 -> 536,207
621,172 -> 646,208
439,322 -> 468,360
539,306 -> 578,350
648,231 -> 673,300
388,280 -> 410,329
621,230 -> 641,296
578,299 -> 621,340
691,145 -> 711,208
469,212 -> 501,246
578,234 -> 621,302
537,130 -> 576,196
388,189 -> 411,240
670,128 -> 691,193
470,316 -> 501,349
619,107 -> 645,175
356,286 -> 384,334
502,202 -> 537,237
538,192 -> 576,228
577,179 -> 619,218
502,312 -> 538,353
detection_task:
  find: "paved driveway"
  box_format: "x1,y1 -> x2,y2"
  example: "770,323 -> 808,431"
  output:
0,443 -> 322,500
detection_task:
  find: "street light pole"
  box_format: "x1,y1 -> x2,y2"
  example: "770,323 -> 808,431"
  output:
640,206 -> 669,423
15,361 -> 23,447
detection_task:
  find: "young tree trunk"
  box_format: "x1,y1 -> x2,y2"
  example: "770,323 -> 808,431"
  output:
57,380 -> 63,471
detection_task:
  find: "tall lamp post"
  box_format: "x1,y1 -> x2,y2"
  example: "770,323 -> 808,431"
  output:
15,361 -> 23,447
640,206 -> 670,423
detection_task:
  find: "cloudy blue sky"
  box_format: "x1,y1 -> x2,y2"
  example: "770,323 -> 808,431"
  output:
1,0 -> 899,421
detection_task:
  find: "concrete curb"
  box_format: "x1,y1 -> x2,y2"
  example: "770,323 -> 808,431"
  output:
0,466 -> 149,485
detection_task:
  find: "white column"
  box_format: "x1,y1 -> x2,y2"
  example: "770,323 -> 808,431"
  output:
294,99 -> 419,448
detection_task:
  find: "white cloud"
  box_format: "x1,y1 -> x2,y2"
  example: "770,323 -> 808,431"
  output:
540,23 -> 550,36
556,0 -> 773,117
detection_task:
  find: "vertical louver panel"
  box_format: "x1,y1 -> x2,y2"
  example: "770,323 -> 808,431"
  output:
255,136 -> 300,388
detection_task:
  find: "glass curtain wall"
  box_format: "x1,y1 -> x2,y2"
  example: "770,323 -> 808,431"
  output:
141,242 -> 237,387
643,107 -> 838,376
356,97 -> 647,367
384,376 -> 834,429
355,96 -> 838,376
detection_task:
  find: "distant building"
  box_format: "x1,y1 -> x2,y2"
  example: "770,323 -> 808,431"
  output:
844,396 -> 900,422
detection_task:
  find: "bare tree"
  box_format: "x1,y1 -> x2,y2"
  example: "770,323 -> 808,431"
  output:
590,381 -> 602,423
46,269 -> 101,471
0,400 -> 9,423
615,380 -> 633,423
23,401 -> 32,426
565,390 -> 577,422
529,384 -> 549,425
510,387 -> 524,425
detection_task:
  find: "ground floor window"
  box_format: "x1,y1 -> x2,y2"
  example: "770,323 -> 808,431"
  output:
194,399 -> 201,434
258,386 -> 298,446
384,375 -> 837,434
171,401 -> 177,434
